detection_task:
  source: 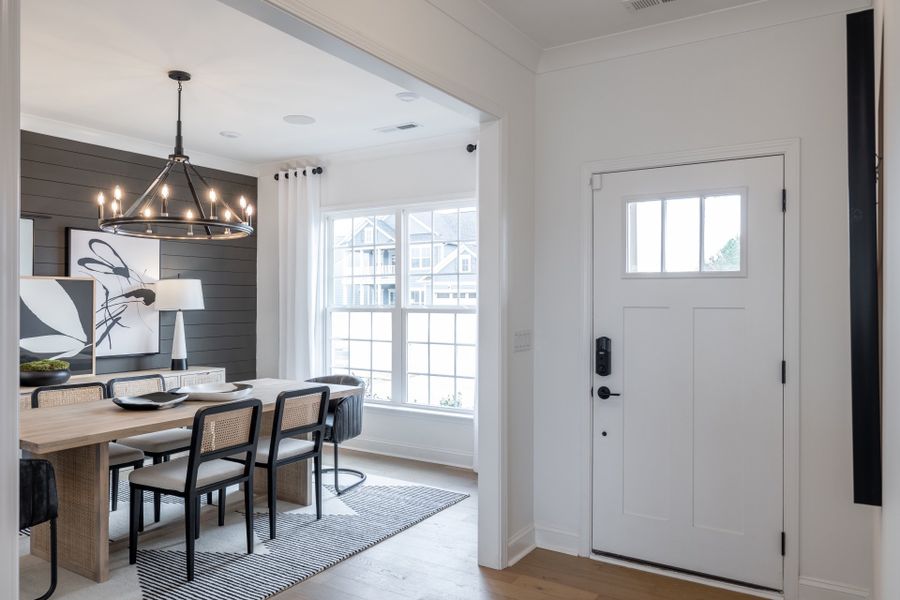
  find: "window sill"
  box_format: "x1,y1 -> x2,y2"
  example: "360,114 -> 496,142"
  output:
362,402 -> 474,421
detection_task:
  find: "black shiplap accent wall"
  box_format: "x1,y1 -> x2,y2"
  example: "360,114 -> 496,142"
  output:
21,131 -> 257,381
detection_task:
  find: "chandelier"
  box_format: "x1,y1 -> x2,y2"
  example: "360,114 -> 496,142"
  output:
96,71 -> 254,240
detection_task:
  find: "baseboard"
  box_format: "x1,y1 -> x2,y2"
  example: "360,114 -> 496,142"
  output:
507,525 -> 536,566
534,523 -> 581,556
799,577 -> 869,600
341,436 -> 474,469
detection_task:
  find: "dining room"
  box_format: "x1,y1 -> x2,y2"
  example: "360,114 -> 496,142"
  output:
14,1 -> 484,598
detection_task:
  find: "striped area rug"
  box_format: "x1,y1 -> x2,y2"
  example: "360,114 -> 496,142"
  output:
134,484 -> 467,600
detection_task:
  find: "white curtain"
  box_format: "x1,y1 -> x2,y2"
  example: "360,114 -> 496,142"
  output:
276,168 -> 323,380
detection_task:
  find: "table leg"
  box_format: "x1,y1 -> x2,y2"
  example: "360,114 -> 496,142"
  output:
252,413 -> 310,505
28,443 -> 110,582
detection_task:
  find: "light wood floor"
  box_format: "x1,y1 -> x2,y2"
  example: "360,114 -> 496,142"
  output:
276,450 -> 756,600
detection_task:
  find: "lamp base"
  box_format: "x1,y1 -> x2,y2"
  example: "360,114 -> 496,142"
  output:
171,358 -> 188,371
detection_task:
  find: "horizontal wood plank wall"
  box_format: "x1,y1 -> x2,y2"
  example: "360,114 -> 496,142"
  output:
20,131 -> 257,381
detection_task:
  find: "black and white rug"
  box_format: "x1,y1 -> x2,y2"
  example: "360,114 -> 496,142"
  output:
18,475 -> 468,600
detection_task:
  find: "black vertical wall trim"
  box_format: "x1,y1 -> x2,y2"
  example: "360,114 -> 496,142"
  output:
846,9 -> 881,506
20,131 -> 257,382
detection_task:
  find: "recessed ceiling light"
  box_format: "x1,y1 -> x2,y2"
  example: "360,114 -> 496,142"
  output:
283,114 -> 316,125
219,130 -> 241,138
395,91 -> 420,103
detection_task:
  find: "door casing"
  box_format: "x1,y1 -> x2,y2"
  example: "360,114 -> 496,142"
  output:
577,139 -> 800,600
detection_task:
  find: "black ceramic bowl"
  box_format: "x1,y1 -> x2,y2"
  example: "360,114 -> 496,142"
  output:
20,369 -> 71,387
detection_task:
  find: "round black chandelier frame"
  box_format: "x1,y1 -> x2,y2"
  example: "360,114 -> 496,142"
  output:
97,70 -> 254,241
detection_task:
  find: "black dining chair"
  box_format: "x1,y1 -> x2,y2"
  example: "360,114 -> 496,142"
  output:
226,386 -> 330,539
306,375 -> 367,495
31,382 -> 145,513
20,458 -> 58,600
128,398 -> 262,582
110,374 -> 198,522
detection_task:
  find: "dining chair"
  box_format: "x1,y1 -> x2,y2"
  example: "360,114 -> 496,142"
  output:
128,398 -> 262,582
109,374 -> 198,522
227,386 -> 330,539
306,375 -> 367,495
20,458 -> 58,600
31,382 -> 145,512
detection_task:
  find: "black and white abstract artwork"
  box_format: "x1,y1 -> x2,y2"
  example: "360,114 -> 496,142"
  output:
20,276 -> 96,375
67,228 -> 160,357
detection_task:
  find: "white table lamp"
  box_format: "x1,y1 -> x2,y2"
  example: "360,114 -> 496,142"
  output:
155,278 -> 204,371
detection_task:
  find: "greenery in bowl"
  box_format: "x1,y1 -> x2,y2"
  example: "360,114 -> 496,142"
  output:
20,359 -> 71,372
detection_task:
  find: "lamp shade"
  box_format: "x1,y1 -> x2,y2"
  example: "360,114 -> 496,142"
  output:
155,278 -> 205,311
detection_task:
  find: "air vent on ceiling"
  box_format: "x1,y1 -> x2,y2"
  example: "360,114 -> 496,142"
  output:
374,122 -> 422,133
622,0 -> 676,11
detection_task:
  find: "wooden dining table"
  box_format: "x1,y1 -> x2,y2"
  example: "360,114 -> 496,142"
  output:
19,377 -> 362,583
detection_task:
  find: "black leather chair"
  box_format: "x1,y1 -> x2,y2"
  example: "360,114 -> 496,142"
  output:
306,375 -> 366,495
20,459 -> 58,600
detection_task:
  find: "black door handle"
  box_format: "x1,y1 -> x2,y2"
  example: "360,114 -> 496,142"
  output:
597,386 -> 620,400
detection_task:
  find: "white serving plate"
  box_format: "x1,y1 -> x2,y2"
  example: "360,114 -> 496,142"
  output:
172,382 -> 254,402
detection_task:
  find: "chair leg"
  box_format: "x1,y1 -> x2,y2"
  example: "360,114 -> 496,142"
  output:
194,496 -> 201,540
314,455 -> 323,520
333,442 -> 340,490
34,517 -> 57,600
110,467 -> 119,511
184,497 -> 195,582
129,486 -> 140,565
245,475 -> 254,555
267,466 -> 277,540
152,456 -> 162,523
322,442 -> 367,496
207,491 -> 214,505
218,487 -> 226,526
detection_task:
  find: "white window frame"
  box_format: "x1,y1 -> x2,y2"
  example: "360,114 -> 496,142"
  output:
323,200 -> 477,414
622,187 -> 748,279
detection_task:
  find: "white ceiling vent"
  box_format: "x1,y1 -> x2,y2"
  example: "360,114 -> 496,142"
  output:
374,122 -> 422,133
622,0 -> 677,11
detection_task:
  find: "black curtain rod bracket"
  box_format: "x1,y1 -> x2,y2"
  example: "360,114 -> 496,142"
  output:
466,144 -> 477,153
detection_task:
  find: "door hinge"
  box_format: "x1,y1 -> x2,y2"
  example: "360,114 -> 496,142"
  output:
781,360 -> 787,384
590,173 -> 603,191
781,531 -> 786,556
781,188 -> 787,212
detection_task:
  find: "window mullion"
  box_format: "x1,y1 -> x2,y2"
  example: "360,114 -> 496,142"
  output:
394,208 -> 405,405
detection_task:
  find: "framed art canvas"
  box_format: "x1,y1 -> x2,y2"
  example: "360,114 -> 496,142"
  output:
20,276 -> 96,375
67,228 -> 161,357
19,218 -> 33,276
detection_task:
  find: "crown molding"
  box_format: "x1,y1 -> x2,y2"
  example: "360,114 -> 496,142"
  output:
424,0 -> 542,73
20,113 -> 259,177
538,0 -> 872,74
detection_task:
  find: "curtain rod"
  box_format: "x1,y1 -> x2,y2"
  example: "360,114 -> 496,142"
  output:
274,166 -> 324,181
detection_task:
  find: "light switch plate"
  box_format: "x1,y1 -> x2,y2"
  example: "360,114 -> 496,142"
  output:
514,329 -> 533,353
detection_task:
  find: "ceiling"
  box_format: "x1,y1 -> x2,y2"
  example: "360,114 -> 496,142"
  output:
21,0 -> 477,167
481,0 -> 762,49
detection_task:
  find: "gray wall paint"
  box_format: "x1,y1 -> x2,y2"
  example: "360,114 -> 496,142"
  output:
20,131 -> 257,381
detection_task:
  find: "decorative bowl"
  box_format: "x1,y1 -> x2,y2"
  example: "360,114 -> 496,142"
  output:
20,369 -> 71,388
113,392 -> 189,410
171,382 -> 254,402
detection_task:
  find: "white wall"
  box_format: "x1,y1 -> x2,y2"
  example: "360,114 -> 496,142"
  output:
257,134 -> 479,469
252,0 -> 536,567
533,12 -> 875,599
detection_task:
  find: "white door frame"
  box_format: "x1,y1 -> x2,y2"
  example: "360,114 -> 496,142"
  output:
578,139 -> 800,600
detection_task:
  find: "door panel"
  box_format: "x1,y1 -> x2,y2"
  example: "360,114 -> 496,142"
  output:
592,156 -> 784,591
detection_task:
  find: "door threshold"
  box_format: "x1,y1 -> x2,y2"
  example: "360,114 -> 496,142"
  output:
590,550 -> 783,600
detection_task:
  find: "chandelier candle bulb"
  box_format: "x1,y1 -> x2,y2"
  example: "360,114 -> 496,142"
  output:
246,204 -> 253,227
161,184 -> 169,216
209,189 -> 217,219
111,199 -> 118,217
97,192 -> 105,219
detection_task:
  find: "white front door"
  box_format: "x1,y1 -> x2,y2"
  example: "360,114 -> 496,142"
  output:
591,156 -> 784,591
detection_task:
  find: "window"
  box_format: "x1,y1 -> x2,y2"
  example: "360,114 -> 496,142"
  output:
625,191 -> 744,275
326,204 -> 477,412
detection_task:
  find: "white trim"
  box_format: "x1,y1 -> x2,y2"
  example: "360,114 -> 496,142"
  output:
538,0 -> 871,73
0,1 -> 19,597
323,192 -> 477,214
591,554 -> 785,600
579,139 -> 801,599
20,113 -> 259,177
507,525 -> 537,566
319,130 -> 479,164
798,577 -> 870,599
342,436 -> 474,470
534,523 -> 581,556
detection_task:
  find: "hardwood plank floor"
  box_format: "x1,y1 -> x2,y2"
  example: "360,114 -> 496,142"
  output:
276,450 -> 757,600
